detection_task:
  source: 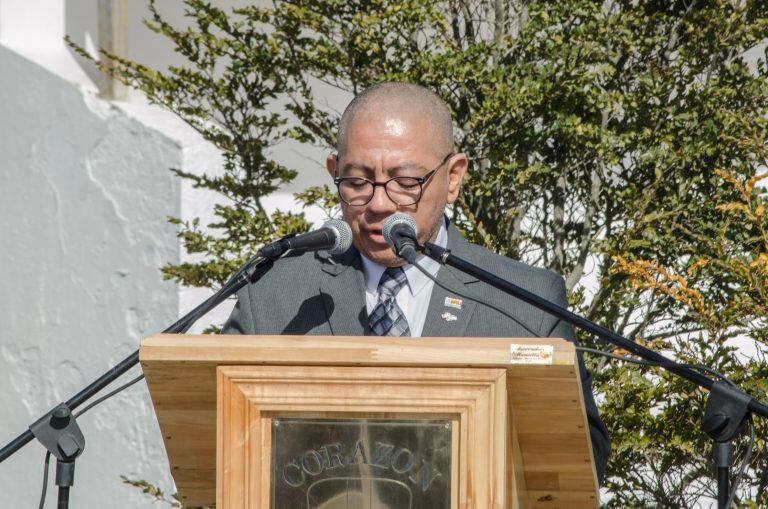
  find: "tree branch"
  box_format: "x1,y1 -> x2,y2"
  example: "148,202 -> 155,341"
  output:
552,170 -> 566,274
566,157 -> 603,292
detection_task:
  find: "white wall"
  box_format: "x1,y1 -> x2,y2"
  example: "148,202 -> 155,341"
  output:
0,0 -> 65,50
0,1 -> 341,506
62,0 -> 342,190
0,42 -> 184,509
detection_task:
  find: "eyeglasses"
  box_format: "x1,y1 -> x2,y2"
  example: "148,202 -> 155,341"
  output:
333,152 -> 454,206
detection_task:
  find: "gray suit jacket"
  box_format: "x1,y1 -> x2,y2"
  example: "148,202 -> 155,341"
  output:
223,220 -> 610,482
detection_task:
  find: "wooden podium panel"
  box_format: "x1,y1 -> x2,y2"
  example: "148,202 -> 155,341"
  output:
218,365 -> 509,508
140,335 -> 598,509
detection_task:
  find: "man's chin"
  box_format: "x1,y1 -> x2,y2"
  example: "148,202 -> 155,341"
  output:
358,243 -> 405,267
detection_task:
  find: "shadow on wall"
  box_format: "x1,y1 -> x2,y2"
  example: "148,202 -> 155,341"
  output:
65,0 -> 100,84
64,0 -> 253,86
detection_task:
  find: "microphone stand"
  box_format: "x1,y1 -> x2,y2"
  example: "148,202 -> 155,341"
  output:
418,241 -> 768,509
0,253 -> 278,507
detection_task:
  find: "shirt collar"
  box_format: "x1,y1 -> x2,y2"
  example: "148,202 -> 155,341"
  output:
361,216 -> 447,296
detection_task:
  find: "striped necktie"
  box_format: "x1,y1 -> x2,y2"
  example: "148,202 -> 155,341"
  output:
369,267 -> 411,336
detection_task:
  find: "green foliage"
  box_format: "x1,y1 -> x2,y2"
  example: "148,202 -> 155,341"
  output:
78,0 -> 768,506
120,476 -> 183,508
68,0 -> 326,289
120,476 -> 215,508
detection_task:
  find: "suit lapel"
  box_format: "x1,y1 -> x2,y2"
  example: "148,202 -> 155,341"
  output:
315,218 -> 480,338
421,220 -> 480,337
318,247 -> 368,336
421,267 -> 478,337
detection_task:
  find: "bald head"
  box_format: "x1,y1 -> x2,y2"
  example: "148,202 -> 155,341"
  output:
328,82 -> 469,267
336,82 -> 454,156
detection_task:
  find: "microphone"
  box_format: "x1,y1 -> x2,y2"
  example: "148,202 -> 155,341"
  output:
383,213 -> 419,263
258,219 -> 352,259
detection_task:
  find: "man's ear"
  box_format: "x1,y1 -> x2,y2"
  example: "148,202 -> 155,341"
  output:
326,153 -> 337,178
446,153 -> 469,204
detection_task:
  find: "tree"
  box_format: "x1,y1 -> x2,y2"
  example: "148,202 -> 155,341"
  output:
72,0 -> 768,505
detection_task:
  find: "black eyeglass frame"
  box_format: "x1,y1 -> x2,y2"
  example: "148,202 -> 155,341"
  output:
333,152 -> 455,206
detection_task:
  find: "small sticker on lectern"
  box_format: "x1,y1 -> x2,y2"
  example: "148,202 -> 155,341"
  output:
509,344 -> 554,364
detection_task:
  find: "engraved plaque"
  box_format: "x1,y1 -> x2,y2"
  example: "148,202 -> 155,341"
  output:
270,418 -> 452,509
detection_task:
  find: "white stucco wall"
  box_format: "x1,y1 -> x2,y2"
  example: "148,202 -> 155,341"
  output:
0,46 -> 184,507
0,2 -> 339,506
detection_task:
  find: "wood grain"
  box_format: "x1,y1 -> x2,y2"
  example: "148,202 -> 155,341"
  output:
219,366 -> 508,508
140,334 -> 598,508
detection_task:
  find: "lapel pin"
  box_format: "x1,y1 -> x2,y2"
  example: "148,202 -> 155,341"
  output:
444,297 -> 463,310
441,311 -> 458,322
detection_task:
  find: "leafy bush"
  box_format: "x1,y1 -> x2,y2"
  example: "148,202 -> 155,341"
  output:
76,1 -> 768,506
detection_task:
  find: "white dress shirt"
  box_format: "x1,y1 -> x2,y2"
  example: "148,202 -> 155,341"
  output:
360,218 -> 448,337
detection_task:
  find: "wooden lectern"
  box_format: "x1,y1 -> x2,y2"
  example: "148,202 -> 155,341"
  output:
140,335 -> 598,508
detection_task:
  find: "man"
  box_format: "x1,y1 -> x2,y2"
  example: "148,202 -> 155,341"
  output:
223,82 -> 610,481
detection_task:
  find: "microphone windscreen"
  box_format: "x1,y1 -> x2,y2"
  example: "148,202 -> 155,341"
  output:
323,219 -> 353,255
382,213 -> 418,249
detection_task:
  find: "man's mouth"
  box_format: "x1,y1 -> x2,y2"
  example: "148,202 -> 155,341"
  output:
366,229 -> 386,244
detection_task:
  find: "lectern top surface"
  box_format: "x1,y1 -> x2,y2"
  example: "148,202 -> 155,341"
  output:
140,334 -> 575,371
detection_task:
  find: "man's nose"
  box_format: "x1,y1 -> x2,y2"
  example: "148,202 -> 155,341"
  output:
367,184 -> 398,214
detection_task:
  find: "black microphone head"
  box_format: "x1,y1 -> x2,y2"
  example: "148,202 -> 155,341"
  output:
382,213 -> 418,250
323,218 -> 353,255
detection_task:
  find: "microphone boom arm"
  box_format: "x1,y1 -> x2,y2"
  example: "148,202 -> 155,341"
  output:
418,241 -> 768,418
418,239 -> 767,508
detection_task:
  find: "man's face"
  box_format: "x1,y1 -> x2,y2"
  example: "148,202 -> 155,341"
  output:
327,114 -> 467,267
